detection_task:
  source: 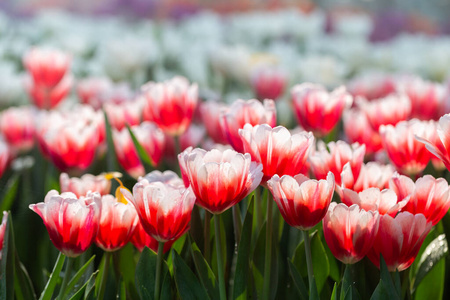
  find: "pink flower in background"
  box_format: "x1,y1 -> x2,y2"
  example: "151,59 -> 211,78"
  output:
251,66 -> 286,101
0,211 -> 7,260
323,203 -> 379,264
340,188 -> 407,217
395,76 -> 445,120
95,195 -> 139,252
104,99 -> 142,131
291,83 -> 352,137
380,119 -> 435,176
239,124 -> 314,183
222,99 -> 276,153
416,113 -> 450,171
341,162 -> 395,193
390,173 -> 450,226
367,212 -> 432,272
77,77 -> 114,109
0,106 -> 36,154
358,93 -> 411,131
267,172 -> 334,230
200,101 -> 228,144
23,48 -> 73,109
142,76 -> 198,136
343,108 -> 383,154
60,173 -> 111,198
29,190 -> 101,257
37,106 -> 103,173
113,122 -> 166,178
122,171 -> 196,242
309,141 -> 365,186
164,124 -> 206,160
347,72 -> 395,101
178,147 -> 263,214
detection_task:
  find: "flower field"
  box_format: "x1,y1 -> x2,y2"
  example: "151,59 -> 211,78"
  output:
1,6 -> 450,300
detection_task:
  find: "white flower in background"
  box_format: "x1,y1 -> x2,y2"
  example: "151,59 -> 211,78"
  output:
297,54 -> 349,88
210,45 -> 252,83
292,9 -> 326,42
333,13 -> 373,39
0,63 -> 27,107
423,39 -> 450,81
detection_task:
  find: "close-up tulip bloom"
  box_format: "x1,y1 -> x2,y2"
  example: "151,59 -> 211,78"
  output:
380,119 -> 435,176
0,106 -> 36,154
122,172 -> 196,242
267,172 -> 335,230
178,147 -> 263,214
60,172 -> 111,197
323,203 -> 380,264
390,173 -> 450,226
309,141 -> 365,186
222,98 -> 276,153
340,161 -> 395,193
0,211 -> 7,260
29,190 -> 101,257
291,83 -> 352,136
358,93 -> 411,131
366,212 -> 432,272
95,195 -> 139,252
239,123 -> 314,182
141,76 -> 198,136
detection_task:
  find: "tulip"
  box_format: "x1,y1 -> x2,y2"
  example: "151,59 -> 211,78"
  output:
142,76 -> 198,136
200,101 -> 229,144
340,188 -> 407,217
239,124 -> 314,183
358,93 -> 411,131
0,211 -> 7,260
178,147 -> 263,214
267,172 -> 335,230
390,173 -> 450,226
131,221 -> 174,253
380,119 -> 435,176
29,190 -> 101,257
0,106 -> 35,154
347,72 -> 395,101
0,140 -> 11,179
60,172 -> 112,198
77,77 -> 114,110
343,108 -> 383,155
323,203 -> 379,264
291,83 -> 352,136
250,66 -> 286,101
104,99 -> 142,131
95,195 -> 139,252
309,141 -> 365,186
222,99 -> 276,153
341,162 -> 395,193
23,48 -> 73,109
366,212 -> 432,271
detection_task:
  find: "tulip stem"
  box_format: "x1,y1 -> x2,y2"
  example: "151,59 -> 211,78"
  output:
98,251 -> 111,300
255,187 -> 262,230
57,256 -> 73,300
204,211 -> 211,263
214,214 -> 227,300
263,192 -> 273,300
303,230 -> 318,298
155,241 -> 165,300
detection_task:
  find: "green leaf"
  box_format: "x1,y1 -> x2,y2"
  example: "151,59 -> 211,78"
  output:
287,260 -> 308,300
135,247 -> 157,300
166,234 -> 186,274
14,253 -> 37,300
172,250 -> 210,300
374,255 -> 400,300
0,174 -> 20,212
38,252 -> 66,300
190,239 -> 219,299
292,231 -> 330,294
103,109 -> 119,172
126,124 -> 154,169
331,283 -> 339,300
83,270 -> 98,300
370,280 -> 389,300
62,255 -> 95,299
413,258 -> 445,300
117,279 -> 127,300
340,265 -> 352,300
232,200 -> 253,300
412,233 -> 448,291
68,271 -> 98,300
0,212 -> 15,300
115,244 -> 139,299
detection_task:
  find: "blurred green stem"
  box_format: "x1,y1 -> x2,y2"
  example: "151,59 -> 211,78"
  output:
262,192 -> 273,300
57,256 -> 73,300
255,187 -> 262,231
155,241 -> 165,300
204,211 -> 211,263
98,252 -> 111,300
215,214 -> 227,300
303,230 -> 318,298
